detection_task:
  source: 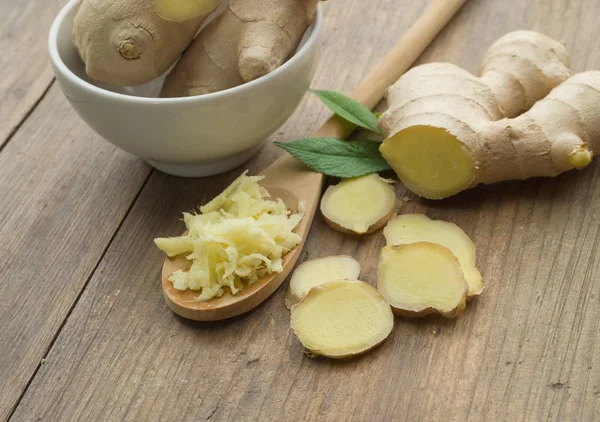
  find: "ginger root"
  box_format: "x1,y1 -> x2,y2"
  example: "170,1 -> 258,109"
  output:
379,30 -> 600,199
291,280 -> 394,358
161,0 -> 320,96
72,0 -> 218,86
377,242 -> 469,318
320,174 -> 396,235
284,256 -> 361,309
383,214 -> 482,297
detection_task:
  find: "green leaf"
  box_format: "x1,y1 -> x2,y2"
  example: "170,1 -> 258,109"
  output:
310,89 -> 382,135
274,138 -> 391,178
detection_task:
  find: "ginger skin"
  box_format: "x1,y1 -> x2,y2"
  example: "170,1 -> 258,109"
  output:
161,0 -> 320,97
378,31 -> 600,199
72,0 -> 217,86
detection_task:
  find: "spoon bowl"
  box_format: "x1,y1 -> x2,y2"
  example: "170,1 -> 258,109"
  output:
162,156 -> 324,321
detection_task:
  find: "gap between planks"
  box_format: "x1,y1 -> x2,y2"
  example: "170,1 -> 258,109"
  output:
5,170 -> 154,421
0,79 -> 55,156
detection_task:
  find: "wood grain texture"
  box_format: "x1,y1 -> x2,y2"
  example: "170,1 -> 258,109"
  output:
8,0 -> 600,421
0,0 -> 65,149
0,86 -> 150,420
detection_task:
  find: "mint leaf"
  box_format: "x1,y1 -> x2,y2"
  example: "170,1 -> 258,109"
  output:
274,138 -> 391,178
311,90 -> 382,135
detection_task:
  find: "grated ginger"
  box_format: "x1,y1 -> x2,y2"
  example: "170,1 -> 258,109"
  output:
154,171 -> 305,301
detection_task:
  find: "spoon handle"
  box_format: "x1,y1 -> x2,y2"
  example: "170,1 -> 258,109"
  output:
313,0 -> 468,139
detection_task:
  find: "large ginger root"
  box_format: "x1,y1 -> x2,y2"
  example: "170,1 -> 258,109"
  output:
291,280 -> 394,358
377,242 -> 469,318
161,0 -> 319,97
379,31 -> 600,199
72,0 -> 219,86
383,214 -> 482,297
320,174 -> 396,235
284,256 -> 361,309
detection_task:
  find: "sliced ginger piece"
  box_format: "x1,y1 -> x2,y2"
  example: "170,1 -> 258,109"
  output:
291,280 -> 394,358
320,174 -> 396,235
155,0 -> 221,22
284,256 -> 361,309
383,214 -> 483,297
377,242 -> 468,318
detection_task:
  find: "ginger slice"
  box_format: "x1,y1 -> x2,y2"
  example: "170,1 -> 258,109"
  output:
155,0 -> 221,22
291,280 -> 394,358
284,256 -> 361,309
320,174 -> 396,235
377,242 -> 468,318
383,214 -> 483,297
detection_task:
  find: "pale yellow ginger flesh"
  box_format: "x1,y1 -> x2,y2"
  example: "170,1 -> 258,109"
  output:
382,126 -> 475,200
320,174 -> 396,235
155,0 -> 221,22
154,171 -> 304,302
377,243 -> 468,318
72,0 -> 219,86
284,256 -> 361,309
291,280 -> 394,358
383,214 -> 482,297
161,0 -> 320,96
378,30 -> 600,199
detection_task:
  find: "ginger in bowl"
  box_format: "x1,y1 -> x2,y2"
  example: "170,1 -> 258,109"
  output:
48,0 -> 322,177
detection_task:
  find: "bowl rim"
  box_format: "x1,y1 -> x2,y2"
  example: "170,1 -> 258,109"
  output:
48,0 -> 322,104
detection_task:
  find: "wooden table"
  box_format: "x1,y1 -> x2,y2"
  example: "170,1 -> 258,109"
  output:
2,0 -> 599,420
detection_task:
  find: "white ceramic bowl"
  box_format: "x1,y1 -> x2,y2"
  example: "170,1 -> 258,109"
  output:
49,0 -> 321,177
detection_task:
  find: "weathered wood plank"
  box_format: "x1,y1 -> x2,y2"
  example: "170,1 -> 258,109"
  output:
0,86 -> 151,420
0,0 -> 66,148
10,0 -> 600,421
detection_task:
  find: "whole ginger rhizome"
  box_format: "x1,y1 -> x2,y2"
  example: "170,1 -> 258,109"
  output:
155,172 -> 305,301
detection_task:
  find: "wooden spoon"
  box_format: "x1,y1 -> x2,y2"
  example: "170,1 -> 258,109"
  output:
162,0 -> 468,321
